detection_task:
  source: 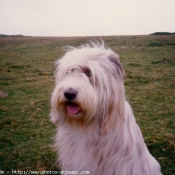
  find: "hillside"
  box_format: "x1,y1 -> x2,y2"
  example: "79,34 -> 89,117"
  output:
0,35 -> 175,174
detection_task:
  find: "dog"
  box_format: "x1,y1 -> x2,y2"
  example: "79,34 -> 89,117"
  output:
50,41 -> 162,175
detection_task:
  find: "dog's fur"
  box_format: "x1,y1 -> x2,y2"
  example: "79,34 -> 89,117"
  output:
50,41 -> 162,175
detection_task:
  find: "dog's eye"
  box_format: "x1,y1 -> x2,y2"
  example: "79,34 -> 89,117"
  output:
85,70 -> 91,77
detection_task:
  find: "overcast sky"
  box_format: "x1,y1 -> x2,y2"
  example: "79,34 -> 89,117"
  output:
0,0 -> 175,36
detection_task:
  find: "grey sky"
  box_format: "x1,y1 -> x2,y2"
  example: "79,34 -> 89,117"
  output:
0,0 -> 175,36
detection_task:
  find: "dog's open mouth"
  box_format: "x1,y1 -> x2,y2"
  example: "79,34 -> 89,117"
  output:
66,102 -> 81,115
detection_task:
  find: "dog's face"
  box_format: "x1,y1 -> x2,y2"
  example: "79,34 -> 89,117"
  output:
51,43 -> 125,130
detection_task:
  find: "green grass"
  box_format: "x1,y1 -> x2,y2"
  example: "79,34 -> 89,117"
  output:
0,35 -> 175,174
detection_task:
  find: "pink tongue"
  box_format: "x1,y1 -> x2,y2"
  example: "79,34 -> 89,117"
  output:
67,103 -> 81,115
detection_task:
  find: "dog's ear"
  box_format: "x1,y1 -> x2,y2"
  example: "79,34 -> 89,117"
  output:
100,79 -> 125,134
50,96 -> 59,126
101,96 -> 125,134
50,86 -> 64,126
109,54 -> 124,79
101,53 -> 125,134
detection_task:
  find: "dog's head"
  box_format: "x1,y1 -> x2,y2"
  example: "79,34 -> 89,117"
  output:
51,41 -> 125,131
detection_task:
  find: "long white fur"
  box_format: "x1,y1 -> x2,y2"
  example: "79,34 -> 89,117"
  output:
50,41 -> 162,175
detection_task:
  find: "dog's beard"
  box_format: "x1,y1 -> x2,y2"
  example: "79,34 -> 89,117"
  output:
56,93 -> 99,127
61,102 -> 89,126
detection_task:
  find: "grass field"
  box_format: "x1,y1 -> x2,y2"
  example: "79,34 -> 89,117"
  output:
0,35 -> 175,174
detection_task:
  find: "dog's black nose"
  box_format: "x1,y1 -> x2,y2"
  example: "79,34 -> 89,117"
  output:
64,88 -> 77,100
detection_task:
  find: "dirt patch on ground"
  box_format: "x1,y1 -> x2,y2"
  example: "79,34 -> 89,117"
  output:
0,91 -> 8,97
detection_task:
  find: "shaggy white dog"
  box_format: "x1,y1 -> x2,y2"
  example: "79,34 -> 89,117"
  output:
50,41 -> 162,175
